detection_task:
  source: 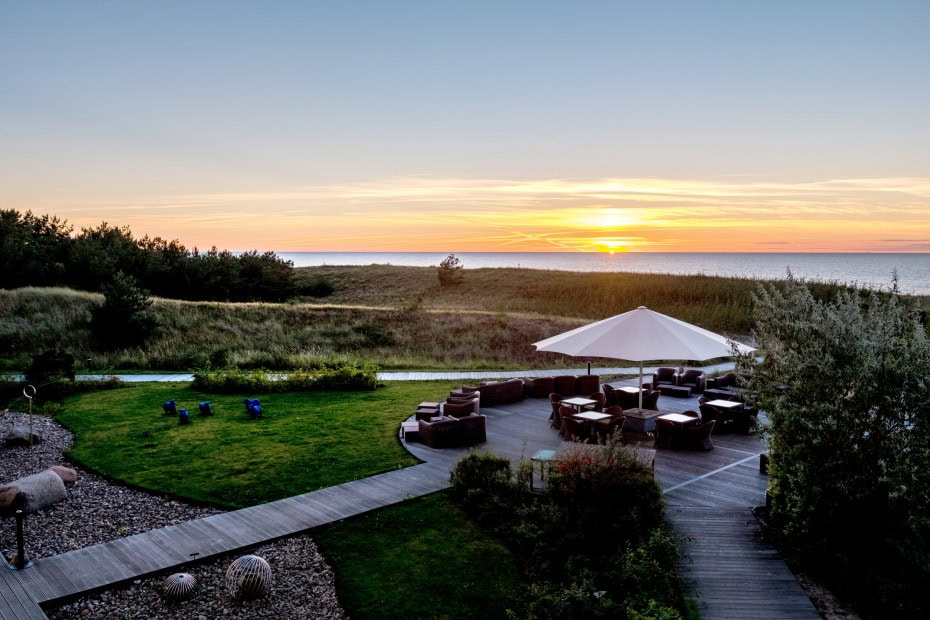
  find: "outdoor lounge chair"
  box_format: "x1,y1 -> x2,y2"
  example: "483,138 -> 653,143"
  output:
585,392 -> 606,411
654,418 -> 681,449
684,419 -> 715,451
678,369 -> 706,394
561,416 -> 590,442
641,390 -> 660,411
595,413 -> 625,441
549,393 -> 563,428
602,384 -> 619,407
652,367 -> 678,392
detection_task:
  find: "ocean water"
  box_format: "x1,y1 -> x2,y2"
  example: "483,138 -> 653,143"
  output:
277,252 -> 930,296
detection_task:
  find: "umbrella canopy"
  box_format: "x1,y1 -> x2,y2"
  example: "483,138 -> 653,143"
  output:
533,306 -> 755,408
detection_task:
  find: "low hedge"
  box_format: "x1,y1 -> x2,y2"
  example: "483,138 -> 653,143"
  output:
192,364 -> 379,393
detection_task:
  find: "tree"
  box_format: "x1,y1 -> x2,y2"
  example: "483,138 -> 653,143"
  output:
90,271 -> 158,347
437,253 -> 464,287
748,275 -> 930,614
0,209 -> 72,288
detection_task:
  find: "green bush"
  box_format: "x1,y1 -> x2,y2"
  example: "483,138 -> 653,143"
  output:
750,275 -> 930,616
0,376 -> 123,409
299,275 -> 335,298
449,441 -> 684,619
192,363 -> 379,393
438,253 -> 464,287
90,271 -> 158,347
25,349 -> 76,385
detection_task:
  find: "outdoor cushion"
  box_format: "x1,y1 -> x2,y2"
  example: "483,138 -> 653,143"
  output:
575,374 -> 601,396
554,375 -> 577,397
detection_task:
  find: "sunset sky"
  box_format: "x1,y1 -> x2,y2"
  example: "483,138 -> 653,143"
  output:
3,2 -> 929,253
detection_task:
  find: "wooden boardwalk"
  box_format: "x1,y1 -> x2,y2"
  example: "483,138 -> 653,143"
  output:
1,465 -> 448,618
1,373 -> 817,619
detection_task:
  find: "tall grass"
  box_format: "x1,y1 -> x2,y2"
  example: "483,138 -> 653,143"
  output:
5,267 -> 924,371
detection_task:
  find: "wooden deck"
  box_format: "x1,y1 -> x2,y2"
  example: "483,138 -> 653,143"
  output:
1,374 -> 817,619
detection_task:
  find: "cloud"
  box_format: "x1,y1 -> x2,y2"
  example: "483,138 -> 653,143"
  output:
14,174 -> 930,252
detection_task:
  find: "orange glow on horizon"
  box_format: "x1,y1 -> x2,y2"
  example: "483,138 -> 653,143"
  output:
10,175 -> 930,254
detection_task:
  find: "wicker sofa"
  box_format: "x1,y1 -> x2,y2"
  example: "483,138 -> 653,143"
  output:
418,414 -> 487,448
457,378 -> 524,406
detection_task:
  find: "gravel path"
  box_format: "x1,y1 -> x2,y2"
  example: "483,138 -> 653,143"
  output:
1,411 -> 346,619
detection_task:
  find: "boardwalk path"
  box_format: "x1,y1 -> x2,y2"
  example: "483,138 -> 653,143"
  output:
1,371 -> 817,619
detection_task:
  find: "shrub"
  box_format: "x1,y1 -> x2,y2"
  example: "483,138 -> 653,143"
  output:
438,253 -> 464,287
750,275 -> 930,616
25,349 -> 76,385
299,275 -> 336,298
192,363 -> 379,393
90,271 -> 158,347
449,441 -> 684,619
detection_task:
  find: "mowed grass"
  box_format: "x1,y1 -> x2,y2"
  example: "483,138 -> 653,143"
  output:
314,492 -> 519,619
57,381 -> 453,508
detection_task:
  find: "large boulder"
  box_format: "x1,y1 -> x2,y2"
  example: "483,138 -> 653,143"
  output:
5,426 -> 43,446
0,469 -> 67,514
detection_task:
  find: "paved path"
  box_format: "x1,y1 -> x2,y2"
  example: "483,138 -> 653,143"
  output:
1,369 -> 818,619
6,361 -> 739,384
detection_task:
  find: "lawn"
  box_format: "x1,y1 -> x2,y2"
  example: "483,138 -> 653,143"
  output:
314,492 -> 520,619
57,381 -> 454,508
56,381 -> 523,617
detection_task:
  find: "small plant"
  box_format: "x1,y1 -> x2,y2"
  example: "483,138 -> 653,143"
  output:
437,253 -> 464,287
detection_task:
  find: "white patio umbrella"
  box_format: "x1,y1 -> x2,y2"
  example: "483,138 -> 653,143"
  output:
533,306 -> 755,408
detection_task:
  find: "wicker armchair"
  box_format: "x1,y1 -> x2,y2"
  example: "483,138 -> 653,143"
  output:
586,392 -> 606,412
652,367 -> 678,391
549,393 -> 563,429
602,384 -> 619,407
418,417 -> 461,448
654,418 -> 681,449
595,413 -> 625,441
678,369 -> 706,394
683,420 -> 715,451
641,389 -> 661,411
561,416 -> 590,442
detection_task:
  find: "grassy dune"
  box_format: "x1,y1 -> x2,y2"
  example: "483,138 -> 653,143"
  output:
4,265 -> 923,371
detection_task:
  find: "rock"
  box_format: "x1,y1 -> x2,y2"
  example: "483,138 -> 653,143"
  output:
49,465 -> 78,484
0,468 -> 67,514
5,425 -> 43,446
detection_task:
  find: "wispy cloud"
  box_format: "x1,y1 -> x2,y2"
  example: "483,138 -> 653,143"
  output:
21,175 -> 930,252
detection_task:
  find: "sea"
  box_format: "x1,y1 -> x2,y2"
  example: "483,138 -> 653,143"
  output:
276,252 -> 930,296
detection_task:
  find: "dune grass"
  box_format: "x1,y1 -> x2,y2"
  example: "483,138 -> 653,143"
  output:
56,381 -> 452,508
6,265 -> 923,372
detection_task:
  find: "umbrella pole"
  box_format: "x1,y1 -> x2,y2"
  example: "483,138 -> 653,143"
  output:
638,362 -> 644,409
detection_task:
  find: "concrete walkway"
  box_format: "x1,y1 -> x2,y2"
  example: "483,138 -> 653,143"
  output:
7,361 -> 739,384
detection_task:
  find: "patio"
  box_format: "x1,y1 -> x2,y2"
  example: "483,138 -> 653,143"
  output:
403,378 -> 819,619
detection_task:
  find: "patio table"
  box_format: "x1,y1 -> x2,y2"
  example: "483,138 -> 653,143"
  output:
657,413 -> 700,425
560,396 -> 597,412
706,399 -> 744,409
572,411 -> 612,422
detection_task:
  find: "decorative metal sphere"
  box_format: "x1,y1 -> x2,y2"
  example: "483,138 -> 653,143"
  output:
162,572 -> 197,602
225,554 -> 273,600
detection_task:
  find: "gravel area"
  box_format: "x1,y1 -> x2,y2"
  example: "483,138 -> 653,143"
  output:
1,411 -> 346,619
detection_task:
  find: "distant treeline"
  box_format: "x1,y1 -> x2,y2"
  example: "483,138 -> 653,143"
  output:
0,209 -> 305,301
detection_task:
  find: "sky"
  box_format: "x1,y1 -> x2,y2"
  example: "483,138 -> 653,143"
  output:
2,1 -> 929,253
